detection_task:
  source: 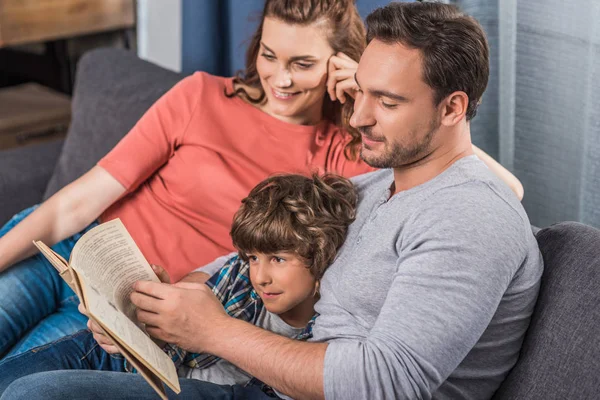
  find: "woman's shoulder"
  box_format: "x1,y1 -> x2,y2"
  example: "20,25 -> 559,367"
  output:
178,71 -> 233,96
162,72 -> 239,120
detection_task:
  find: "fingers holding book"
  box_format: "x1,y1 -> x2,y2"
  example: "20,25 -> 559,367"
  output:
131,281 -> 227,352
78,303 -> 121,354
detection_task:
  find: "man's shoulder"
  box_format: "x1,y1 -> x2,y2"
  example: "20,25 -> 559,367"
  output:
407,161 -> 537,267
427,156 -> 528,225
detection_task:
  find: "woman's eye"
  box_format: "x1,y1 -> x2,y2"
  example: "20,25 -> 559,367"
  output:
261,53 -> 275,61
295,62 -> 313,70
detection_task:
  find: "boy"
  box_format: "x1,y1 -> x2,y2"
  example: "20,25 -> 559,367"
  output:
0,173 -> 357,393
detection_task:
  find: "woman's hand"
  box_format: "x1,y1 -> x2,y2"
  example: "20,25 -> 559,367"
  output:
327,52 -> 359,104
78,303 -> 121,354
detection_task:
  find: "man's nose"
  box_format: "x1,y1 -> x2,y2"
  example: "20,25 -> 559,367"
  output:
350,92 -> 375,128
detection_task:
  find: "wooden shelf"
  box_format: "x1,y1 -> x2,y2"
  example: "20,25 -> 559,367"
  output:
0,83 -> 71,149
0,0 -> 135,47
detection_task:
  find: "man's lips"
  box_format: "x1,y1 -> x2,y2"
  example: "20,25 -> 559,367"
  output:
361,134 -> 385,146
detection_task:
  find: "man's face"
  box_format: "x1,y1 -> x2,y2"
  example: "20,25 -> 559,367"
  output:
350,39 -> 442,169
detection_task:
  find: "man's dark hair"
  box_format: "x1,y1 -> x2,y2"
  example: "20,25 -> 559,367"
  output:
366,1 -> 489,120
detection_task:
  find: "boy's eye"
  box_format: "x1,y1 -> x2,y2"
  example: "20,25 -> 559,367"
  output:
248,255 -> 258,262
272,256 -> 285,263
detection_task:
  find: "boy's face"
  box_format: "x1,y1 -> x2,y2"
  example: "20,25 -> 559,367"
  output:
247,251 -> 317,328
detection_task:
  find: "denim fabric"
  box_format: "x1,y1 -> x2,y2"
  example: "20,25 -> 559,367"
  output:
0,330 -> 280,400
0,330 -> 126,395
0,205 -> 98,359
0,371 -> 276,400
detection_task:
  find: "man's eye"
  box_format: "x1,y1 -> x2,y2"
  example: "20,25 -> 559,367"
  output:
381,99 -> 397,109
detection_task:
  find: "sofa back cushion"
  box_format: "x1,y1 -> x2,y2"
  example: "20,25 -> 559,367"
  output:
493,222 -> 600,399
44,48 -> 184,198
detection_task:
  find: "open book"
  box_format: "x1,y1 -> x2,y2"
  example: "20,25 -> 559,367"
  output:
33,219 -> 181,400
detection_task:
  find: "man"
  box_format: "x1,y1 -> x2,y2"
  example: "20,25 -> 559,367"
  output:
2,3 -> 542,399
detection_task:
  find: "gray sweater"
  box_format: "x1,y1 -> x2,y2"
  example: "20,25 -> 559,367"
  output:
197,156 -> 543,399
313,156 -> 543,400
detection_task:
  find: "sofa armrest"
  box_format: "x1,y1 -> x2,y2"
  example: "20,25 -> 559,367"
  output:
0,140 -> 64,225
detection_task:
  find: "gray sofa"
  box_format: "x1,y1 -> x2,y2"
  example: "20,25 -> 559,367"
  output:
0,49 -> 598,399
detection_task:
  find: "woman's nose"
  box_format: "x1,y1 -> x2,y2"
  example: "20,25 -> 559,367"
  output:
274,67 -> 293,88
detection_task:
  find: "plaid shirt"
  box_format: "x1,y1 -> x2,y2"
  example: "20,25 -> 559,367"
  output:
162,254 -> 316,370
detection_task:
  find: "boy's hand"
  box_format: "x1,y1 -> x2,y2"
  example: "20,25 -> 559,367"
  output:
151,264 -> 171,284
77,303 -> 121,354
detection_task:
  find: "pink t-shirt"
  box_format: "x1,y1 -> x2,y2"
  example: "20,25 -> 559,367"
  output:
98,72 -> 374,281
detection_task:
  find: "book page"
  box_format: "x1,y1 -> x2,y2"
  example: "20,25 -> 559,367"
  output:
33,241 -> 81,297
83,283 -> 181,394
69,219 -> 159,321
33,240 -> 68,273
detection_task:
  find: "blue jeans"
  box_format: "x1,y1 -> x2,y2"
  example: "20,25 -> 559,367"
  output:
0,206 -> 98,359
0,330 -> 278,399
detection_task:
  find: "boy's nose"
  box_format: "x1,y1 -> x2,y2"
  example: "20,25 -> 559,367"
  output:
255,263 -> 273,285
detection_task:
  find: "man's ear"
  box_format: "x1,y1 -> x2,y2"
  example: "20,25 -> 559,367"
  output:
440,91 -> 469,126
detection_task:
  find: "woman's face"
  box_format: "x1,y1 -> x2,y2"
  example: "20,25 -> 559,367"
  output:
256,17 -> 335,125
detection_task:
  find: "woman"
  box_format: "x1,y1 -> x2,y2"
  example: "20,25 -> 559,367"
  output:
0,0 -> 522,359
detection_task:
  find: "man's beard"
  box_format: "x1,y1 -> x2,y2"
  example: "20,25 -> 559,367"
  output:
359,118 -> 440,169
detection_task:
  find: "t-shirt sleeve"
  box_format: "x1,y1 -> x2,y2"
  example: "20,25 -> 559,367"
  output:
97,73 -> 203,192
322,184 -> 528,399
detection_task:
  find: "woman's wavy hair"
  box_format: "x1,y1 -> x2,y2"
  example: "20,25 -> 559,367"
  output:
231,173 -> 357,281
226,0 -> 366,160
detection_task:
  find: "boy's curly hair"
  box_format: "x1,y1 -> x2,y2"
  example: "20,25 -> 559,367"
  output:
231,173 -> 357,280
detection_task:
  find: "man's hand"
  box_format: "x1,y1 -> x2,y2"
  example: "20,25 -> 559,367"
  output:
131,281 -> 228,353
178,271 -> 211,284
77,303 -> 121,354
